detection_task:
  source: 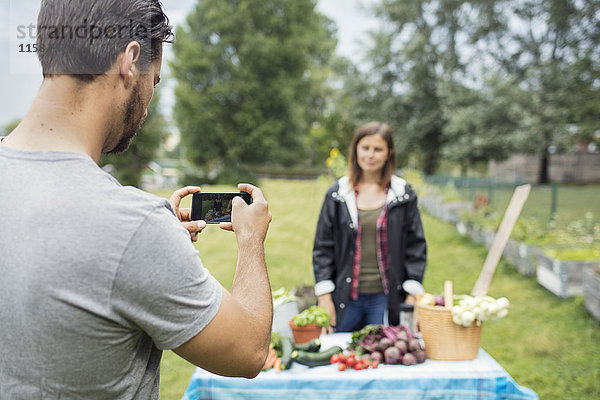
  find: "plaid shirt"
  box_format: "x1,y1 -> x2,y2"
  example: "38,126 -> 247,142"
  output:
350,186 -> 390,300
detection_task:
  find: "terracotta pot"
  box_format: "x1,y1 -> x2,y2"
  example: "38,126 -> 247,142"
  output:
288,320 -> 321,344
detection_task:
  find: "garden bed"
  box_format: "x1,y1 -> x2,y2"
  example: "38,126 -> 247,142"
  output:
502,240 -> 538,277
421,191 -> 599,299
535,251 -> 599,298
583,266 -> 600,323
420,195 -> 470,224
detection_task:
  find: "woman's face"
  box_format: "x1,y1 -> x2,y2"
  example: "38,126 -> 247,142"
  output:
356,134 -> 390,174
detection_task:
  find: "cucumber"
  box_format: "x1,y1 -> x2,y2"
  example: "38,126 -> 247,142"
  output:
280,337 -> 294,370
292,345 -> 344,367
293,338 -> 321,352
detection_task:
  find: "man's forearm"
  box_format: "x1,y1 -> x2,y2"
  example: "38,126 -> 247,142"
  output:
231,239 -> 273,346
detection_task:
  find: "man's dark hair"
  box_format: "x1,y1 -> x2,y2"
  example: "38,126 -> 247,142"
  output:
37,0 -> 174,81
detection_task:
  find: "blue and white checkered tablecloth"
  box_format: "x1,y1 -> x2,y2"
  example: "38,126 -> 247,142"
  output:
181,333 -> 538,400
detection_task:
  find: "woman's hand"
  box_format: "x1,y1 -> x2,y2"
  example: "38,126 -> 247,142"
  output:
318,293 -> 336,334
169,186 -> 206,242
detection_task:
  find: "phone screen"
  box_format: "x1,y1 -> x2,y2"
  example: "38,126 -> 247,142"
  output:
191,192 -> 252,223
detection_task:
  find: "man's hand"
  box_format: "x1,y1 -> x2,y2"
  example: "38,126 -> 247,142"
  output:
173,183 -> 273,378
168,186 -> 206,242
219,183 -> 272,242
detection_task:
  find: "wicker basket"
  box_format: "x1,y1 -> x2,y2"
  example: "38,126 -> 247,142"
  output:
415,302 -> 482,361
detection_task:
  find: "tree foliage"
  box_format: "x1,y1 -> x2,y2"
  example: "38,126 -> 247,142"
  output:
349,0 -> 475,175
441,75 -> 524,173
469,0 -> 600,182
171,0 -> 337,181
334,0 -> 599,181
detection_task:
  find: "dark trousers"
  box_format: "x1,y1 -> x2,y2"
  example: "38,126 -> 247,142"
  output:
337,293 -> 388,332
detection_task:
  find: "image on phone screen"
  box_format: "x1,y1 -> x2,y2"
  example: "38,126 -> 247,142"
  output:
191,192 -> 252,223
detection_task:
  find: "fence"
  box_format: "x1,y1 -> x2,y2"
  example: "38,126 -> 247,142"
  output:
489,153 -> 600,184
424,175 -> 600,227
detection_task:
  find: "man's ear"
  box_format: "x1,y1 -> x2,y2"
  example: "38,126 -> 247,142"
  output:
119,41 -> 141,89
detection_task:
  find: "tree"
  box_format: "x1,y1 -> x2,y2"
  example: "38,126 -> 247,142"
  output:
442,76 -> 524,174
100,88 -> 168,187
470,0 -> 600,183
311,56 -> 386,165
171,0 -> 337,181
350,0 -> 480,175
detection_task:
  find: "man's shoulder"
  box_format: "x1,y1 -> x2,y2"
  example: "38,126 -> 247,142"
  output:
118,185 -> 172,210
92,184 -> 174,222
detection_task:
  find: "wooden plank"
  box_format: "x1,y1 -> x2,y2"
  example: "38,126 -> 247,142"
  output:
444,280 -> 453,309
471,184 -> 531,297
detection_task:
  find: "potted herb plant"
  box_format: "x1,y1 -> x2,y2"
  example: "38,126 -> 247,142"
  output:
289,305 -> 330,344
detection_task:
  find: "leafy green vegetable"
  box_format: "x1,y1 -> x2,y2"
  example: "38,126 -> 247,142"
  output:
292,305 -> 330,327
272,287 -> 298,309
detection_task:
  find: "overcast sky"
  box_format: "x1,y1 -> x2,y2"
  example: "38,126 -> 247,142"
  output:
0,0 -> 378,128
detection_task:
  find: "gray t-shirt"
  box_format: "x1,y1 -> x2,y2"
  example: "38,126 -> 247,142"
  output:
0,145 -> 222,399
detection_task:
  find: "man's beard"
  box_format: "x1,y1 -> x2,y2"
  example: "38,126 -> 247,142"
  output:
107,83 -> 146,154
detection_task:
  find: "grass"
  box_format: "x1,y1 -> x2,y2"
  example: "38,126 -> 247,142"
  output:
456,183 -> 600,227
155,178 -> 600,400
422,216 -> 600,399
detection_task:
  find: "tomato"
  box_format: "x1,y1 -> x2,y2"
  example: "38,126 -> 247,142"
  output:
353,362 -> 363,370
337,362 -> 347,371
338,353 -> 346,363
330,354 -> 340,364
371,360 -> 379,369
345,355 -> 356,367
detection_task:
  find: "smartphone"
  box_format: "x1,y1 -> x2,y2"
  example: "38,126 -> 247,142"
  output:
191,192 -> 252,223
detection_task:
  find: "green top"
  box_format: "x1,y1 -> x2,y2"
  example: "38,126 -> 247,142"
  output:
358,206 -> 384,294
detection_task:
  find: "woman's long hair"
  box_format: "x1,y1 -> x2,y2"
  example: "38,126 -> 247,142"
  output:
347,121 -> 396,188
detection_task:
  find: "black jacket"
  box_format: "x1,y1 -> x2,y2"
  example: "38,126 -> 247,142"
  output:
312,175 -> 427,326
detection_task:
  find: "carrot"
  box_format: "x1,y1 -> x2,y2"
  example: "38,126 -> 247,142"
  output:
263,348 -> 277,370
273,357 -> 282,373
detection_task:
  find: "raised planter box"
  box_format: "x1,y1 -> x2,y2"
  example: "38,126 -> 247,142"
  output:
420,195 -> 444,219
503,239 -> 538,277
424,195 -> 600,302
583,266 -> 600,323
536,251 -> 599,298
440,201 -> 471,224
483,230 -> 496,250
502,239 -> 519,264
468,225 -> 487,245
421,196 -> 470,224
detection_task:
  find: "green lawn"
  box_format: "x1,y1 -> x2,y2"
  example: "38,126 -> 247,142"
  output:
455,183 -> 600,227
156,178 -> 600,400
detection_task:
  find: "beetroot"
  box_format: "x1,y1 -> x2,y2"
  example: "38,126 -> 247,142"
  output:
402,353 -> 417,365
376,337 -> 394,352
370,351 -> 383,363
396,330 -> 409,342
384,346 -> 402,364
394,340 -> 408,354
414,350 -> 427,363
408,338 -> 422,353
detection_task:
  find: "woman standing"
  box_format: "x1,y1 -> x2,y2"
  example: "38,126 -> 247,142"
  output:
312,122 -> 427,332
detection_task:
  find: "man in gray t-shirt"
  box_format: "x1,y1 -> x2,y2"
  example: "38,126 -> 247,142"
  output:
0,1 -> 273,398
